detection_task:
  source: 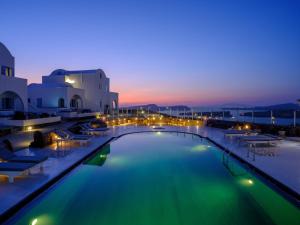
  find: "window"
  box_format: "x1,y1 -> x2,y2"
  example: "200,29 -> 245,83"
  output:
1,66 -> 5,75
28,98 -> 31,103
58,98 -> 65,108
1,66 -> 13,77
37,98 -> 42,108
8,68 -> 13,76
1,97 -> 14,109
70,99 -> 77,108
99,101 -> 102,109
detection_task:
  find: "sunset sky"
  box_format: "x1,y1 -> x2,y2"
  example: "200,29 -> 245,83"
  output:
1,0 -> 299,106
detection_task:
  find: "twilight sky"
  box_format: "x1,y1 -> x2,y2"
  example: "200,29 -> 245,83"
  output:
1,0 -> 300,106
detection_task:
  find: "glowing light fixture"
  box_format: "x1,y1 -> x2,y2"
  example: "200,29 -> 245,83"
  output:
65,77 -> 75,84
248,179 -> 253,185
27,126 -> 33,131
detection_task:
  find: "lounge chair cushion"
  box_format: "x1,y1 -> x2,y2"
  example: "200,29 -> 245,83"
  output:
0,149 -> 15,160
0,162 -> 35,171
0,149 -> 48,163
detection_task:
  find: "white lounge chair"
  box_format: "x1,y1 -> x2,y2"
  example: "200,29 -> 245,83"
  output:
239,135 -> 282,147
53,129 -> 91,147
80,123 -> 109,135
224,129 -> 258,138
0,162 -> 36,183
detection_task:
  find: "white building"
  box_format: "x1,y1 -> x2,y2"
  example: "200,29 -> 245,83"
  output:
0,42 -> 28,115
28,69 -> 118,114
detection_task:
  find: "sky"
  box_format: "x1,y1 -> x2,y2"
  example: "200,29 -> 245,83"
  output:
1,0 -> 300,106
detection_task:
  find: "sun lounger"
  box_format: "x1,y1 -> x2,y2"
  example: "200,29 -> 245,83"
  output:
53,129 -> 91,146
0,149 -> 48,164
0,162 -> 35,183
224,130 -> 258,138
80,123 -> 109,135
239,135 -> 281,147
63,129 -> 92,139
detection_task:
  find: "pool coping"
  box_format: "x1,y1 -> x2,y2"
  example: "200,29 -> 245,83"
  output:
1,129 -> 300,223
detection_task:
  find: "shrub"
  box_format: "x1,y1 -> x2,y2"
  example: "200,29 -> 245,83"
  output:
0,128 -> 12,137
12,111 -> 26,120
2,139 -> 13,151
27,113 -> 38,119
68,125 -> 82,134
30,131 -> 53,148
81,109 -> 92,113
40,113 -> 50,118
90,119 -> 107,128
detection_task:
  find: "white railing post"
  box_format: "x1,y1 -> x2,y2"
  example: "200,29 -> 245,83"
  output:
294,110 -> 296,128
270,110 -> 273,124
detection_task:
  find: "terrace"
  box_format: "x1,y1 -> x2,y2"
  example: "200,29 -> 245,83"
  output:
0,116 -> 299,223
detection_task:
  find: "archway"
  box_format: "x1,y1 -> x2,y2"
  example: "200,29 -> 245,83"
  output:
70,95 -> 83,109
0,91 -> 24,111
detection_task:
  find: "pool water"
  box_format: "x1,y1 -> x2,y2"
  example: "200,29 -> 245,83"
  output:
7,132 -> 300,225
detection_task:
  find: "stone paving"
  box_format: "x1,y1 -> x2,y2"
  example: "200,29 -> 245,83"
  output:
0,125 -> 299,218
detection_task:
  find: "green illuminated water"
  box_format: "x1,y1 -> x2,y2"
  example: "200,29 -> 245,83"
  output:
7,132 -> 300,225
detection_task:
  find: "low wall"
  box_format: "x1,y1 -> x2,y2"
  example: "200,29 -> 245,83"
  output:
0,116 -> 61,127
206,119 -> 300,136
58,112 -> 100,119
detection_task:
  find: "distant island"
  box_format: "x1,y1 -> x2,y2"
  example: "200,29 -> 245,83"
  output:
122,104 -> 190,112
222,103 -> 300,111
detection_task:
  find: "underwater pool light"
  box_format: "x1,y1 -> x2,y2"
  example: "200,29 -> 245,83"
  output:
31,218 -> 38,225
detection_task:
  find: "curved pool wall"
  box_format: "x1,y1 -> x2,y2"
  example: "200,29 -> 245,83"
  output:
6,132 -> 300,225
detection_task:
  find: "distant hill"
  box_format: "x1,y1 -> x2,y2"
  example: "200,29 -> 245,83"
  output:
223,103 -> 300,110
254,103 -> 300,110
123,104 -> 190,112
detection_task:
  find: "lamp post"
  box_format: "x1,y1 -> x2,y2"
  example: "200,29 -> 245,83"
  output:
270,110 -> 273,124
192,108 -> 194,120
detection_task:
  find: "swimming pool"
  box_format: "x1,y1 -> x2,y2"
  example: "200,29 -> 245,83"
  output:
6,132 -> 300,225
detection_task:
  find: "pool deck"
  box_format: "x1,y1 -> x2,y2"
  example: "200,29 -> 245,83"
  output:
0,125 -> 300,222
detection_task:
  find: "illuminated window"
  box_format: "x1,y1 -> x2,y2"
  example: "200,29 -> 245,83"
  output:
1,66 -> 13,77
